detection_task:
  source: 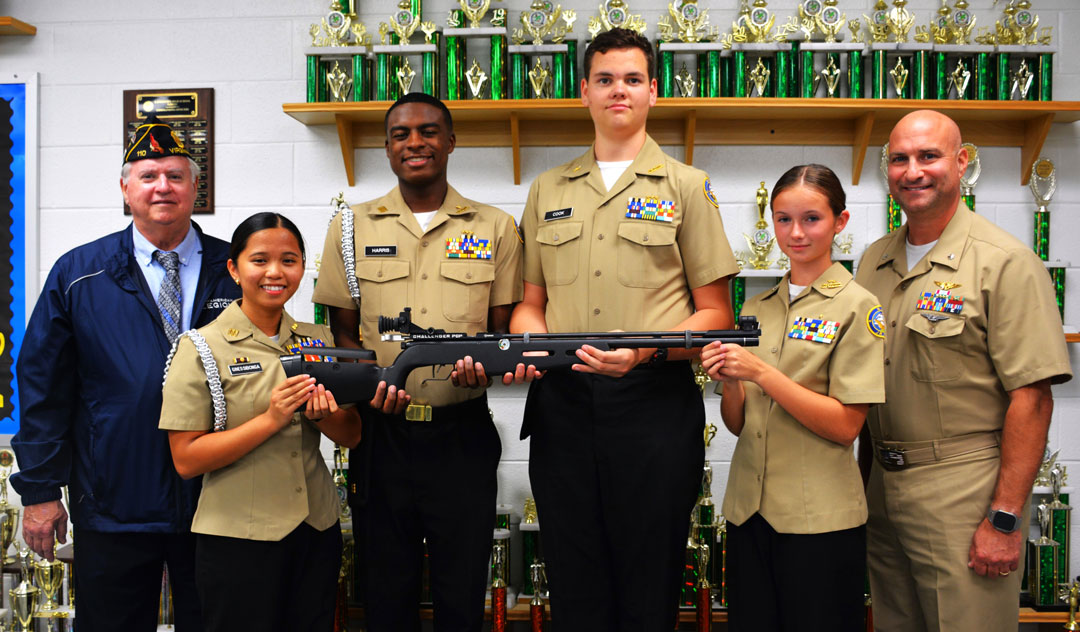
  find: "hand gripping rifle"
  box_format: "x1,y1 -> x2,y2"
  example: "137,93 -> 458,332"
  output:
280,308 -> 761,405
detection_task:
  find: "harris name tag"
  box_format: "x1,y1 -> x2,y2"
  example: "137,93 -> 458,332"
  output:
365,246 -> 397,257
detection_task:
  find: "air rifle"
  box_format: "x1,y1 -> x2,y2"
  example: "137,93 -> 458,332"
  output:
280,308 -> 761,405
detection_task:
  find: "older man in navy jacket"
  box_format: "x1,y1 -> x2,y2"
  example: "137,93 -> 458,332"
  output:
12,117 -> 239,632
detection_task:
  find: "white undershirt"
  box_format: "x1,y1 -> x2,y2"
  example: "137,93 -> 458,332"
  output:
789,283 -> 807,301
596,160 -> 633,191
413,210 -> 438,232
905,238 -> 938,272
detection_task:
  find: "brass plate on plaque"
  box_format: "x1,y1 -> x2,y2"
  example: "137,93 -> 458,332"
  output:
123,88 -> 215,215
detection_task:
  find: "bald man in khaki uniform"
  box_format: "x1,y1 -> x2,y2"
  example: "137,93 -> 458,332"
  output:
855,110 -> 1071,632
312,93 -> 522,632
511,29 -> 738,630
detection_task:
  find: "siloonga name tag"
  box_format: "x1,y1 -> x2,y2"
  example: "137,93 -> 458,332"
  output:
365,246 -> 397,257
228,361 -> 262,376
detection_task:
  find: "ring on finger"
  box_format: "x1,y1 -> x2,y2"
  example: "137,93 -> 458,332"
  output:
998,570 -> 1010,577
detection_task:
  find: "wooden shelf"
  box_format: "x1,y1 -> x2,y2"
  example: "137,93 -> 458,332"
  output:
283,98 -> 1080,186
0,17 -> 36,36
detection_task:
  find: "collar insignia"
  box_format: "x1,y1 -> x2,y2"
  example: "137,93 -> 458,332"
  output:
820,280 -> 842,290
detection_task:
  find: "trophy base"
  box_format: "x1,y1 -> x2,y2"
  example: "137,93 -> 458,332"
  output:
33,604 -> 73,618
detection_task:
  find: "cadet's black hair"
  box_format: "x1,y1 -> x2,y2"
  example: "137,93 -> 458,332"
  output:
229,212 -> 306,263
771,164 -> 847,217
584,28 -> 656,81
383,92 -> 454,135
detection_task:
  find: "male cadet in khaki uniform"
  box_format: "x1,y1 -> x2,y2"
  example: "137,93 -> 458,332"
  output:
312,92 -> 522,632
856,110 -> 1072,632
509,28 -> 739,630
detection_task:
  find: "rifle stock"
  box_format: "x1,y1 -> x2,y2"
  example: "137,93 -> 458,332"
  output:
280,312 -> 760,406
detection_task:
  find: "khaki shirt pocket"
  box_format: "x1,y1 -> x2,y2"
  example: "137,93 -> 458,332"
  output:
535,222 -> 583,286
616,222 -> 679,289
440,261 -> 495,324
904,313 -> 966,382
355,259 -> 411,322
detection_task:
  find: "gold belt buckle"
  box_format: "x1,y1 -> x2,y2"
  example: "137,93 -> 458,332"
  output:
404,404 -> 432,422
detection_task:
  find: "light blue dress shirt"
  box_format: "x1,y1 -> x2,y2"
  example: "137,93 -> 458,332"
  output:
132,224 -> 203,332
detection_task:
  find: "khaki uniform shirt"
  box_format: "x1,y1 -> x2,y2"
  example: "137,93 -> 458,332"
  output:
159,302 -> 339,541
312,185 -> 523,407
520,136 -> 739,332
722,263 -> 885,533
856,206 -> 1072,443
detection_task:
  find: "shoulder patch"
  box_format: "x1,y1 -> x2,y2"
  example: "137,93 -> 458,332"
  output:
515,220 -> 524,244
703,177 -> 719,209
867,305 -> 886,339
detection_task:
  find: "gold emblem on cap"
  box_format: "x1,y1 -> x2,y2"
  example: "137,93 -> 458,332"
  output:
935,281 -> 961,290
227,328 -> 240,337
820,279 -> 842,289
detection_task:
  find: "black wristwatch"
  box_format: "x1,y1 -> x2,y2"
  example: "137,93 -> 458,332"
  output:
987,508 -> 1021,534
647,347 -> 668,367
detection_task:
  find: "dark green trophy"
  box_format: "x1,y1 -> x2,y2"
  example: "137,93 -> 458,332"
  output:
1029,500 -> 1061,608
444,1 -> 509,100
509,1 -> 576,99
306,2 -> 373,103
372,1 -> 440,100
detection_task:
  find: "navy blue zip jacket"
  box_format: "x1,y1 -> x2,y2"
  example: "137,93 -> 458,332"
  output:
12,223 -> 240,533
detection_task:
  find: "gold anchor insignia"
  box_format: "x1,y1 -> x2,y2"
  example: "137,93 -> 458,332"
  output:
820,280 -> 842,289
935,281 -> 961,291
291,323 -> 300,331
227,328 -> 240,337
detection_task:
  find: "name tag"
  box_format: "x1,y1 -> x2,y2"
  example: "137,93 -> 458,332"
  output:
228,362 -> 262,376
544,208 -> 573,221
365,246 -> 397,257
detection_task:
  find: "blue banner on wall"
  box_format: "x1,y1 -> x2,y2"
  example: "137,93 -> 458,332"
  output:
0,82 -> 27,435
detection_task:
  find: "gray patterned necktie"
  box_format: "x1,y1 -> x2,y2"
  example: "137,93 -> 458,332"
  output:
152,250 -> 182,344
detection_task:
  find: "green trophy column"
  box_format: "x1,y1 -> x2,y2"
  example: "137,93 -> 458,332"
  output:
1035,211 -> 1050,261
566,40 -> 579,98
388,34 -> 402,101
910,49 -> 930,100
732,277 -> 746,318
1038,52 -> 1053,101
307,55 -> 321,102
870,48 -> 888,99
553,50 -> 568,98
775,45 -> 795,98
705,50 -> 720,98
995,51 -> 1011,100
491,34 -> 508,100
510,52 -> 527,99
974,50 -> 993,100
659,47 -> 675,98
932,51 -> 949,99
375,51 -> 391,101
445,34 -> 465,100
1029,502 -> 1060,608
800,49 -> 816,98
717,523 -> 728,608
733,50 -> 748,98
423,36 -> 440,98
352,54 -> 369,101
721,53 -> 733,97
848,50 -> 864,98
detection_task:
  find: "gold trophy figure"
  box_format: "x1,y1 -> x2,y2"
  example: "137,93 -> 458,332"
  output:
833,233 -> 854,255
460,0 -> 493,28
387,0 -> 421,43
311,1 -> 358,47
0,448 -> 20,564
519,0 -> 575,46
1011,59 -> 1034,100
863,0 -> 890,43
959,143 -> 980,203
744,181 -> 777,270
658,0 -> 718,44
949,0 -> 976,45
396,58 -> 417,94
588,0 -> 647,39
949,59 -> 971,99
887,0 -> 915,43
1066,581 -> 1080,631
848,19 -> 866,44
466,59 -> 489,99
10,547 -> 40,632
33,544 -> 66,615
814,0 -> 846,44
528,59 -> 552,98
1030,158 -> 1056,214
820,56 -> 842,97
749,58 -> 771,97
675,63 -> 696,97
889,56 -> 909,94
326,61 -> 353,102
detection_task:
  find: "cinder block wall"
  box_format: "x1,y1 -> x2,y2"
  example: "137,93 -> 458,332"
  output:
2,0 -> 1079,611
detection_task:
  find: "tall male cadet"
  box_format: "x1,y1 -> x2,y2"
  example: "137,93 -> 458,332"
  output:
313,92 -> 522,631
856,110 -> 1071,632
509,28 -> 739,631
12,116 -> 239,631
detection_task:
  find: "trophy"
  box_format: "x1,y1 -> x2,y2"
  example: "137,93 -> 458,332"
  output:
372,1 -> 439,100
520,498 -> 542,601
529,560 -> 547,632
976,0 -> 1053,101
675,63 -> 696,97
1028,500 -> 1060,608
1029,157 -> 1065,319
881,143 -> 903,232
445,0 -> 510,100
10,547 -> 40,632
528,58 -> 552,98
959,142 -> 980,211
656,0 -> 724,98
1067,581 -> 1080,632
509,2 -> 576,100
0,447 -> 20,564
33,544 -> 65,615
744,181 -> 777,270
588,0 -> 646,39
697,543 -> 712,631
726,0 -> 802,99
490,529 -> 511,632
799,0 -> 860,100
1049,464 -> 1072,597
305,1 -> 372,103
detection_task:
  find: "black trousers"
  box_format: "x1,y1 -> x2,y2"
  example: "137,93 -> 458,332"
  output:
194,521 -> 342,632
523,363 -> 705,632
73,530 -> 202,632
726,513 -> 866,632
349,394 -> 501,632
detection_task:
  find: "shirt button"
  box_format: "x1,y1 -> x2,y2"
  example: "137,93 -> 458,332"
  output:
422,240 -> 429,247
756,475 -> 762,482
598,234 -> 604,240
376,270 -> 383,277
770,347 -> 778,354
756,431 -> 763,438
466,272 -> 473,279
594,308 -> 601,315
901,281 -> 910,290
891,320 -> 896,327
421,307 -> 428,314
885,358 -> 891,366
553,234 -> 560,242
291,451 -> 298,457
295,486 -> 303,493
643,235 -> 649,242
421,273 -> 428,280
929,326 -> 936,334
594,270 -> 601,277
